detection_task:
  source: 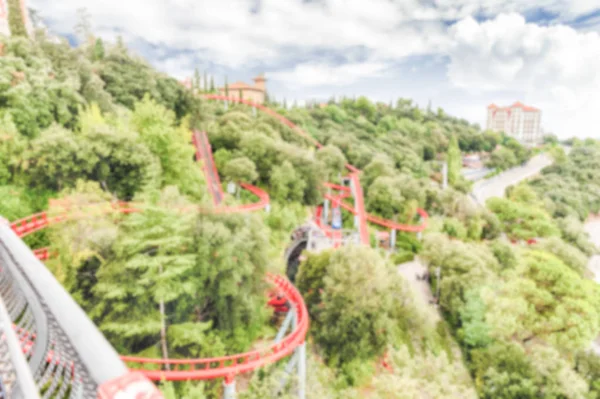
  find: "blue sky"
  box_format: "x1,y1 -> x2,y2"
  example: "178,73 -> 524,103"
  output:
29,0 -> 600,138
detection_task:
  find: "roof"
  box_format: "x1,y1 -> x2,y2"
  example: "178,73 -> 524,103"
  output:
219,81 -> 265,92
253,74 -> 266,81
487,101 -> 539,112
511,101 -> 539,111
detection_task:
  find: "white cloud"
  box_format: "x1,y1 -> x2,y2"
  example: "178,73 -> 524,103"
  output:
27,0 -> 600,137
446,13 -> 600,136
29,0 -> 451,67
270,62 -> 389,88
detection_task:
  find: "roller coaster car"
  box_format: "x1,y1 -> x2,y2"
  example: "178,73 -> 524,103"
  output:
267,292 -> 290,313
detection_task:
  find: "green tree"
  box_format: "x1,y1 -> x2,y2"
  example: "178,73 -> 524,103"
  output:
0,185 -> 32,220
315,144 -> 347,181
269,161 -> 306,202
93,38 -> 105,61
129,96 -> 205,198
74,8 -> 92,44
23,123 -> 159,199
486,147 -> 517,170
222,157 -> 258,183
483,251 -> 600,352
447,135 -> 461,186
7,0 -> 27,37
486,197 -> 560,240
92,188 -> 196,354
296,246 -> 410,376
193,67 -> 201,91
0,113 -> 25,183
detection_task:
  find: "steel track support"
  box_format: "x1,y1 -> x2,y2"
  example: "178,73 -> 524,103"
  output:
223,375 -> 236,399
297,342 -> 306,399
390,229 -> 396,252
292,309 -> 307,399
224,100 -> 229,111
348,178 -> 360,230
275,309 -> 295,343
276,309 -> 307,399
277,352 -> 299,393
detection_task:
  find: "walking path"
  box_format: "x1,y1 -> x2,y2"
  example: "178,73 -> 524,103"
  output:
401,153 -> 553,321
397,258 -> 440,321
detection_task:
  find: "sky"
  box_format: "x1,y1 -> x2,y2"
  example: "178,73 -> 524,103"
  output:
28,0 -> 600,138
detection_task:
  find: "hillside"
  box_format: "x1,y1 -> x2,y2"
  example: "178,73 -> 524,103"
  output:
1,29 -> 599,399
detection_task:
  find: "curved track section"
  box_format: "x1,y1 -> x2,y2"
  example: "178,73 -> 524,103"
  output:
202,94 -> 429,237
192,130 -> 270,213
285,239 -> 308,282
10,206 -> 308,383
120,274 -> 307,381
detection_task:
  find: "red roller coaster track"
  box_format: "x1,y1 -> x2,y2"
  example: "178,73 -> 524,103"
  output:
9,95 -> 428,390
10,205 -> 309,383
202,94 -> 429,239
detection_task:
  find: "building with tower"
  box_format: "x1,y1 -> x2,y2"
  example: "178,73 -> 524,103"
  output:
486,101 -> 542,145
0,0 -> 33,37
219,74 -> 267,104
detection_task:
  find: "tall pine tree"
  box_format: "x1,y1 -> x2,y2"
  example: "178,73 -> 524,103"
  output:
91,188 -> 196,353
7,0 -> 27,37
93,38 -> 105,61
447,134 -> 462,186
193,67 -> 201,92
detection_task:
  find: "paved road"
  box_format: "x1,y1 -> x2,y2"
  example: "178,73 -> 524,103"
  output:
471,154 -> 553,205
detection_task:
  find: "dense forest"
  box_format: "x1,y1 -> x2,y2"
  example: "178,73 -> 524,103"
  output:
1,15 -> 600,399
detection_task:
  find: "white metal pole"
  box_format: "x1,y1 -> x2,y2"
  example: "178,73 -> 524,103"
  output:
297,342 -> 306,399
223,378 -> 236,399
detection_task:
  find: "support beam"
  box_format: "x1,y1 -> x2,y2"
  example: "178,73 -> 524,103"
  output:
277,352 -> 299,394
223,376 -> 236,399
274,309 -> 295,343
297,342 -> 306,399
390,229 -> 396,252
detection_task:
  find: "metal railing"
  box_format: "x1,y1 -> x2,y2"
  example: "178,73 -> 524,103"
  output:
0,220 -> 161,398
0,294 -> 39,399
